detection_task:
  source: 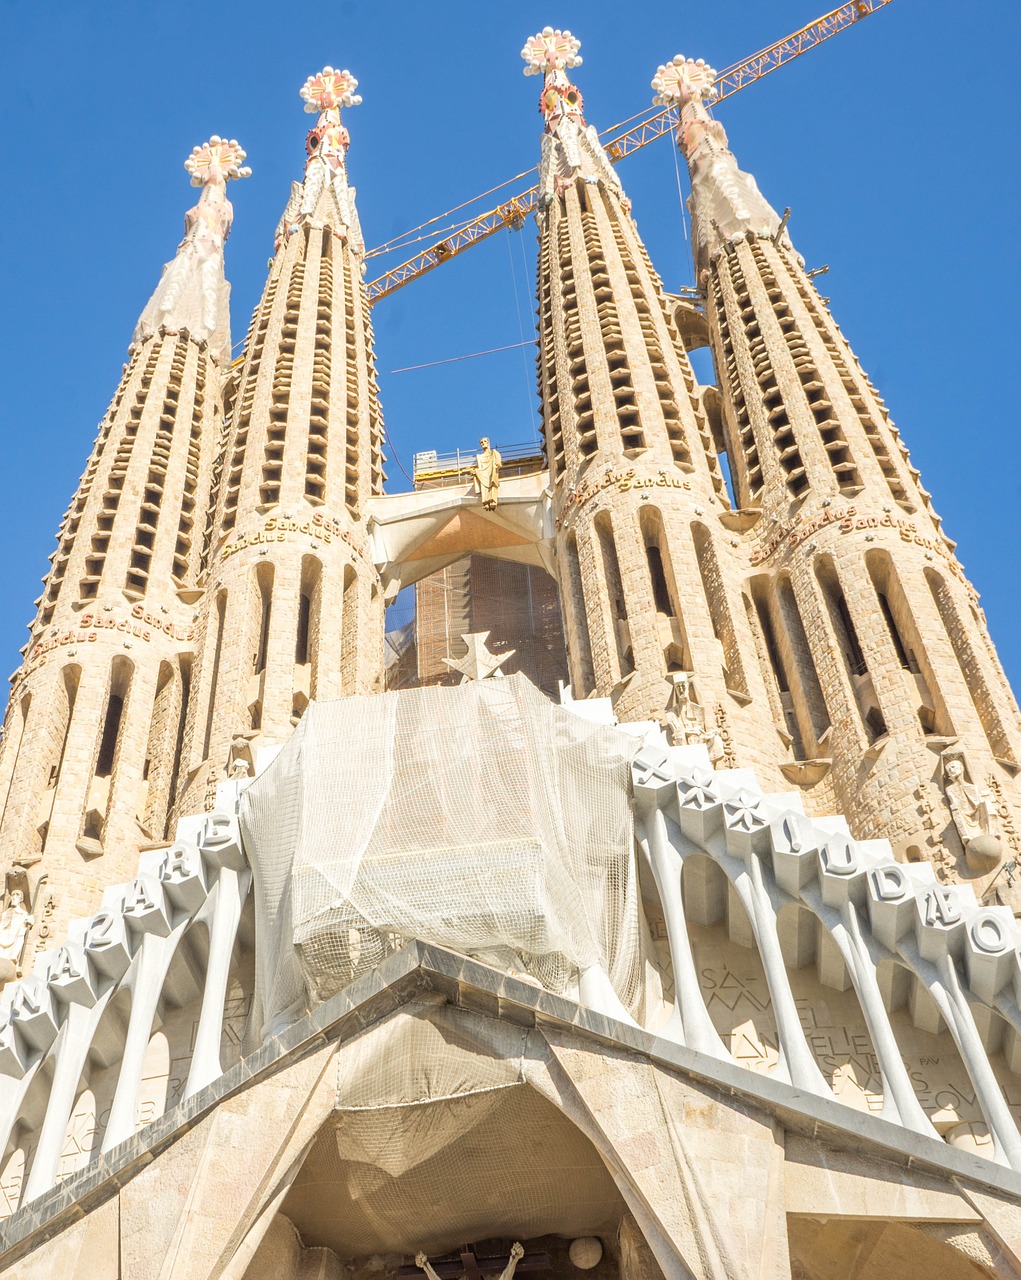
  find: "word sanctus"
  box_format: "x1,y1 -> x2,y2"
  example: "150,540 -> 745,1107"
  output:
221,511 -> 365,561
556,468 -> 692,528
22,611 -> 195,676
751,505 -> 966,581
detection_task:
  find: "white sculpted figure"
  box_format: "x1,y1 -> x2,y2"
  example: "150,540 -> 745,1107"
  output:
0,890 -> 33,964
471,437 -> 502,510
944,759 -> 1002,868
227,733 -> 254,780
416,1243 -> 524,1280
661,673 -> 724,764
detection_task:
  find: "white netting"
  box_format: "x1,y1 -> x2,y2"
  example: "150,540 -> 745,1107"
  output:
278,1005 -> 627,1257
239,675 -> 647,1036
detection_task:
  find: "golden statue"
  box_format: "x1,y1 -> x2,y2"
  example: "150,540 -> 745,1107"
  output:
470,436 -> 502,510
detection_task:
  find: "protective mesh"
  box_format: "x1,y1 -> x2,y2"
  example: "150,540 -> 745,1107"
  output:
280,1004 -> 627,1258
240,675 -> 645,1036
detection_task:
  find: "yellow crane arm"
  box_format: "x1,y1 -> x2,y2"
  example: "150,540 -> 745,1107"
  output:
365,0 -> 893,305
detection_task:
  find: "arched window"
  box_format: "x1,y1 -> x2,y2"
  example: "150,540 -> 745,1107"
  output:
594,512 -> 632,677
563,532 -> 594,696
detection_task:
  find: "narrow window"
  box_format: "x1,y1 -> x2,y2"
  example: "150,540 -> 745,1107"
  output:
96,695 -> 124,778
877,592 -> 911,670
340,566 -> 358,693
777,574 -> 830,743
95,658 -> 133,780
295,592 -> 311,665
563,532 -> 594,696
816,556 -> 886,741
201,592 -> 227,759
595,512 -> 632,677
168,657 -> 191,818
645,544 -> 673,615
867,551 -> 951,738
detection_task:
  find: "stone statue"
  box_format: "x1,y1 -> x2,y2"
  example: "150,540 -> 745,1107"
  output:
416,1243 -> 524,1280
227,733 -> 255,780
944,758 -> 1003,871
0,890 -> 33,965
470,437 -> 502,510
660,673 -> 725,765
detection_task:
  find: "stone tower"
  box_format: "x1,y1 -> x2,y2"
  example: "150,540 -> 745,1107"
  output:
523,29 -> 790,786
0,138 -> 249,938
654,54 -> 1021,877
173,67 -> 386,816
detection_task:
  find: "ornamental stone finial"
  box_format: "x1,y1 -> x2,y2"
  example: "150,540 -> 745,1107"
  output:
651,48 -> 793,276
300,66 -> 362,114
522,28 -> 587,133
184,136 -> 252,188
275,64 -> 365,251
521,27 -> 582,75
132,134 -> 248,360
651,56 -> 718,109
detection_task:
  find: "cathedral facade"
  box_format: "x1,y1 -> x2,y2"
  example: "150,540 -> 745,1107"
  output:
1,27 -> 1021,1280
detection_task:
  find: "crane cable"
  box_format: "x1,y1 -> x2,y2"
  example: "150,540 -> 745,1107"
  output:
364,104 -> 666,263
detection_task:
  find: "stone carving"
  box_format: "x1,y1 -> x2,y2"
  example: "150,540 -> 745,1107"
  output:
521,28 -> 582,76
229,756 -> 251,781
522,23 -> 583,147
470,437 -> 502,510
300,66 -> 362,113
277,67 -> 363,250
651,52 -> 794,273
522,26 -> 621,202
0,891 -> 33,968
416,1242 -> 524,1280
568,1238 -> 603,1269
442,631 -> 514,683
227,733 -> 254,780
651,54 -> 718,108
132,137 -> 250,363
660,673 -> 724,764
944,758 -> 1003,871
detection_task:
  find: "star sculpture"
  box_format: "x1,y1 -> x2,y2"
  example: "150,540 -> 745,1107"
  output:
300,66 -> 362,113
520,27 -> 582,75
442,632 -> 515,683
651,55 -> 718,108
184,136 -> 251,188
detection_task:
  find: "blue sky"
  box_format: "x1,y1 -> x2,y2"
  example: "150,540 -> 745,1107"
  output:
0,0 -> 1018,691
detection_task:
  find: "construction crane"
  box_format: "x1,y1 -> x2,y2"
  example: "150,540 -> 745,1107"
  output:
365,0 -> 893,305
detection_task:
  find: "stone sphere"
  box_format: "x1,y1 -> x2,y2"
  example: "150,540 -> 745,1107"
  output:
568,1237 -> 603,1269
965,834 -> 1003,874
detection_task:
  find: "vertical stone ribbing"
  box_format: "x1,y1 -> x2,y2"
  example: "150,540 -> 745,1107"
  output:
0,331 -> 223,940
0,138 -> 245,946
661,53 -> 1021,878
173,73 -> 385,818
523,31 -> 794,790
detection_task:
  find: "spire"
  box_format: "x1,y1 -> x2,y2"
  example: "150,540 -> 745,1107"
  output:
651,56 -> 791,274
275,66 -> 364,252
521,28 -> 621,202
132,137 -> 250,364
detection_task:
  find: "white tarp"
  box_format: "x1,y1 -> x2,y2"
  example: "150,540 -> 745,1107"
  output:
239,675 -> 648,1036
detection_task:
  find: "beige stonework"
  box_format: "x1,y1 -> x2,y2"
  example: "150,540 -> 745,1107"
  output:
3,31 -> 1021,1280
0,331 -> 220,945
533,88 -> 796,802
174,125 -> 386,820
701,232 -> 1021,886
